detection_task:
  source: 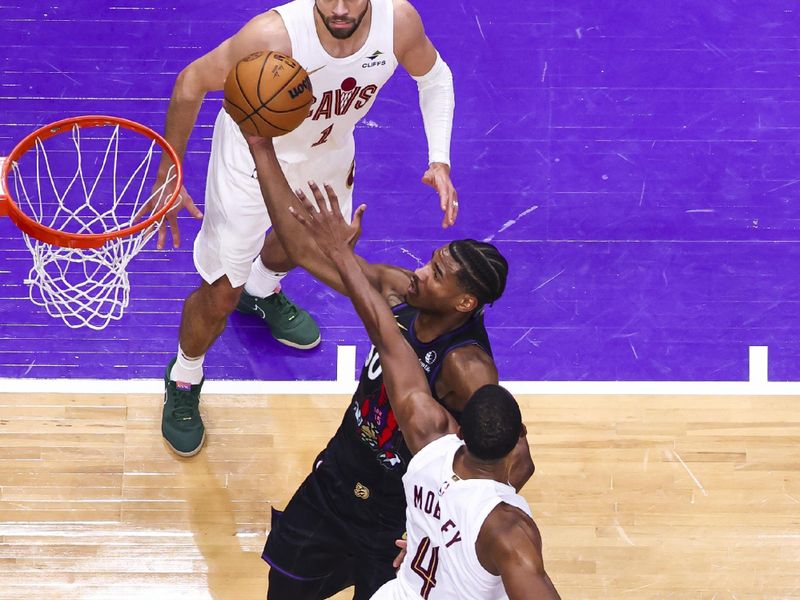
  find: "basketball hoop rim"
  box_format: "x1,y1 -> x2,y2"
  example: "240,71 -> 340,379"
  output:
0,115 -> 183,249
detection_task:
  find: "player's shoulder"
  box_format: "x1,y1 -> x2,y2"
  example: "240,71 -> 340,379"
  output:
481,502 -> 543,560
442,343 -> 497,382
242,9 -> 291,53
391,0 -> 425,35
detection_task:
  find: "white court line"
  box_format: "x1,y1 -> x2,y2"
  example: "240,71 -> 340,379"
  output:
1,345 -> 798,396
749,345 -> 768,383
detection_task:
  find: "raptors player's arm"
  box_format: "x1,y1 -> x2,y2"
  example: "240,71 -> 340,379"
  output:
285,171 -> 457,455
146,10 -> 291,248
392,0 -> 458,229
436,349 -> 536,492
245,137 -> 423,303
476,504 -> 562,600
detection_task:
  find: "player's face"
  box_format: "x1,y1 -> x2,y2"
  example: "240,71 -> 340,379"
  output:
314,0 -> 371,40
407,245 -> 477,313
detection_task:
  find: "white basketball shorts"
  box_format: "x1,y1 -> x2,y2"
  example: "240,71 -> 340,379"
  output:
193,108 -> 355,287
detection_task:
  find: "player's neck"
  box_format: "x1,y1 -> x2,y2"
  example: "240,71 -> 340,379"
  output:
414,310 -> 471,344
313,3 -> 373,59
453,447 -> 509,483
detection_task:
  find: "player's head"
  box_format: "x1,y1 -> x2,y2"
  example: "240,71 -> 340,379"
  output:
406,239 -> 508,315
459,384 -> 523,462
314,0 -> 371,40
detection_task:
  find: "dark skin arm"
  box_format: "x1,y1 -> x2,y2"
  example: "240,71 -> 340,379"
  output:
245,137 -> 410,300
289,182 -> 455,454
476,504 -> 561,600
437,345 -> 536,492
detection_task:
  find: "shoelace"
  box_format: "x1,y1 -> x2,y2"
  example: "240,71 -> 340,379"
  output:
270,292 -> 299,319
171,386 -> 198,420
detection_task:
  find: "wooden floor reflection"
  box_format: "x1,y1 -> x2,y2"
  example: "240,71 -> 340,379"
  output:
0,392 -> 798,599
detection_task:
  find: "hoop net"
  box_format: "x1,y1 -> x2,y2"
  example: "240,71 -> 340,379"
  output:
1,117 -> 182,330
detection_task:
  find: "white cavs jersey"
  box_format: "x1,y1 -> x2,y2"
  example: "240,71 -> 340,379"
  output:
271,0 -> 398,163
197,0 -> 397,287
377,435 -> 532,600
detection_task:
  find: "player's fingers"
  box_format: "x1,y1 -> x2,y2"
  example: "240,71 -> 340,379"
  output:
307,180 -> 326,209
168,214 -> 181,248
134,199 -> 152,222
352,203 -> 367,227
323,183 -> 341,215
183,189 -> 203,219
449,189 -> 459,225
288,205 -> 310,227
295,188 -> 317,214
156,221 -> 167,250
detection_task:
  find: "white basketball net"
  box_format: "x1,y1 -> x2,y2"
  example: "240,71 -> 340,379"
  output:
6,123 -> 179,330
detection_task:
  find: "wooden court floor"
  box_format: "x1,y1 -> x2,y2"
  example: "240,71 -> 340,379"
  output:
0,391 -> 798,599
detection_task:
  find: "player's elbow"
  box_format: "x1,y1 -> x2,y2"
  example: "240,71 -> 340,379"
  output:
173,62 -> 211,102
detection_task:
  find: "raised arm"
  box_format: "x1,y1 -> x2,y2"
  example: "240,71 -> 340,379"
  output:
288,180 -> 456,454
245,137 -> 411,300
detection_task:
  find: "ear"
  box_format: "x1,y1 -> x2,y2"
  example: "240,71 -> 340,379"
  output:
455,293 -> 478,313
456,426 -> 464,441
520,423 -> 528,438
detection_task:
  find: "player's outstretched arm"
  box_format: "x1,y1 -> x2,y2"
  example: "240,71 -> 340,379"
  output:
246,136 -> 412,301
145,11 -> 290,249
289,182 -> 456,454
477,505 -> 561,600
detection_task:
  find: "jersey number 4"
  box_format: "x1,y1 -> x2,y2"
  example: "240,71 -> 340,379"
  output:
410,536 -> 440,599
312,124 -> 334,147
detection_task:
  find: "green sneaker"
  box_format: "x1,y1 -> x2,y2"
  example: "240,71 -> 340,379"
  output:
236,289 -> 321,350
162,358 -> 205,457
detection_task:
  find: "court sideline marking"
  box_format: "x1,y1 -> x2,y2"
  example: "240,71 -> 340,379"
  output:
0,345 -> 797,396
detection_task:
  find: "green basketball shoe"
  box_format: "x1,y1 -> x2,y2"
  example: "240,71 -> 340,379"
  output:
236,289 -> 321,350
162,358 -> 205,457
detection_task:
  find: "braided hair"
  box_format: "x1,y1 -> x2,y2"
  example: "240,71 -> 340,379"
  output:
448,239 -> 508,307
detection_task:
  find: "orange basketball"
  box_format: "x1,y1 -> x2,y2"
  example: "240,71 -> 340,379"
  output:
223,51 -> 313,137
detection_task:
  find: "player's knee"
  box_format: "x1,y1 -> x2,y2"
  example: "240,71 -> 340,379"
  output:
202,282 -> 242,319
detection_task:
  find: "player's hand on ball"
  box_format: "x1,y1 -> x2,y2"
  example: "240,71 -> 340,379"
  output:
422,162 -> 458,229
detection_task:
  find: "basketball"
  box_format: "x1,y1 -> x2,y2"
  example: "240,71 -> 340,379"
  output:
223,50 -> 313,137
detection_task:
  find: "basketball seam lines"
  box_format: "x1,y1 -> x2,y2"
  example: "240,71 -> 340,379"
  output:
232,51 -> 310,134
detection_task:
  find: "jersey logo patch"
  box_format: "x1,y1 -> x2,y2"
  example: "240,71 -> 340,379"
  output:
362,49 -> 387,69
352,383 -> 403,469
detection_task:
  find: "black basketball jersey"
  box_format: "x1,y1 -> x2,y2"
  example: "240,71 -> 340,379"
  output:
321,302 -> 493,518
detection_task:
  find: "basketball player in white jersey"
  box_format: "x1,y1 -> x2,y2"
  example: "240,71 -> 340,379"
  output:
288,185 -> 561,600
153,0 -> 458,457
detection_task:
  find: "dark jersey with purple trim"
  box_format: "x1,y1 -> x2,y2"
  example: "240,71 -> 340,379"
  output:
321,302 -> 493,522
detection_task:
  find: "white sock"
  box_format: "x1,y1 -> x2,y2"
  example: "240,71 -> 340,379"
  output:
170,344 -> 205,385
244,258 -> 287,298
